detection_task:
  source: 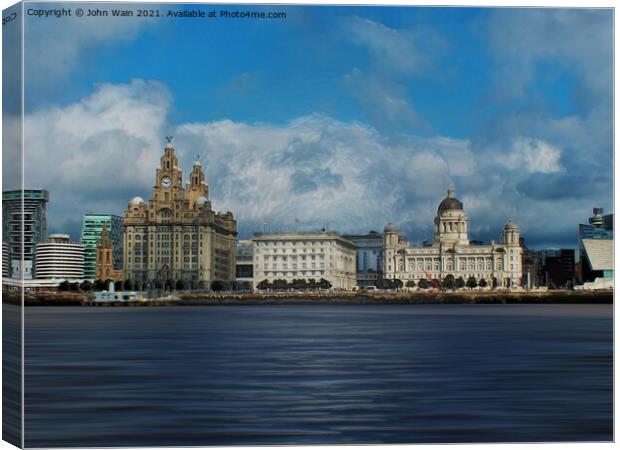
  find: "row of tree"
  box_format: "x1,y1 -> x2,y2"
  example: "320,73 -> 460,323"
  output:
374,275 -> 491,290
58,279 -> 232,292
256,278 -> 332,291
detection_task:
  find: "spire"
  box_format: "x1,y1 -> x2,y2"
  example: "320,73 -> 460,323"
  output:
99,222 -> 112,247
447,188 -> 455,198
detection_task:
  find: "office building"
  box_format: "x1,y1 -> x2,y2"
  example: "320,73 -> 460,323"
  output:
343,231 -> 383,286
123,139 -> 237,290
2,189 -> 49,279
253,231 -> 357,290
235,240 -> 254,290
81,214 -> 123,280
34,234 -> 84,280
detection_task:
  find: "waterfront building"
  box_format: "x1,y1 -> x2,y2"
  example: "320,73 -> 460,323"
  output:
123,139 -> 237,290
578,207 -> 613,285
3,241 -> 9,279
235,240 -> 254,290
536,249 -> 576,289
96,223 -> 124,282
34,234 -> 84,281
342,231 -> 383,287
2,189 -> 49,279
81,214 -> 123,280
383,189 -> 523,288
519,237 -> 540,289
253,231 -> 357,290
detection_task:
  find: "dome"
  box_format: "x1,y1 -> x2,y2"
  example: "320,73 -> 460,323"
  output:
196,196 -> 208,206
504,219 -> 519,231
384,222 -> 398,233
130,196 -> 145,205
437,188 -> 463,213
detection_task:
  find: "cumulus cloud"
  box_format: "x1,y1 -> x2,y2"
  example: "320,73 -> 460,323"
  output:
23,79 -> 171,237
21,79 -> 607,248
502,137 -> 564,174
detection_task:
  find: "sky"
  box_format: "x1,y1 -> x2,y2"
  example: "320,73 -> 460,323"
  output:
4,3 -> 613,249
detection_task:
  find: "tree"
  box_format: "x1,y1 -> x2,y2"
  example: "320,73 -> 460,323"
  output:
257,279 -> 270,290
442,274 -> 456,290
80,280 -> 92,291
479,278 -> 488,288
455,276 -> 466,290
376,278 -> 393,290
165,279 -> 175,291
176,279 -> 186,291
211,280 -> 225,291
405,280 -> 416,288
418,278 -> 430,289
393,279 -> 403,289
114,280 -> 124,291
124,279 -> 134,291
70,282 -> 81,292
93,279 -> 106,290
58,280 -> 70,292
318,278 -> 332,289
466,276 -> 478,289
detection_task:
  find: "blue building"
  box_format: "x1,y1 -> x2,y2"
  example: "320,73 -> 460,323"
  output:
343,231 -> 383,287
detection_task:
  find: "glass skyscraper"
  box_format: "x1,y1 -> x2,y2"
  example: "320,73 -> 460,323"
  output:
2,189 -> 49,279
81,214 -> 123,280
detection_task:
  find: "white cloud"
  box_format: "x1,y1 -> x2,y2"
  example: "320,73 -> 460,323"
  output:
23,79 -> 171,234
25,6 -> 156,85
344,16 -> 444,77
21,80 -> 601,248
502,137 -> 564,174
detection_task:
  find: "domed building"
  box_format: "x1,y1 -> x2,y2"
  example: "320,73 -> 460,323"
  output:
384,189 -> 523,289
122,139 -> 237,290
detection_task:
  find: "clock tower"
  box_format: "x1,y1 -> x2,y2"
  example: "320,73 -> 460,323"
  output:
122,137 -> 238,291
153,138 -> 184,205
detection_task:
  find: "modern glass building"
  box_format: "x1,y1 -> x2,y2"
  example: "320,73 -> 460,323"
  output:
81,214 -> 123,280
2,189 -> 49,279
578,208 -> 613,284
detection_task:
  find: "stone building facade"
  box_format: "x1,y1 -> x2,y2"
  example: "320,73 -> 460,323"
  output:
123,139 -> 237,289
253,232 -> 357,290
384,189 -> 523,288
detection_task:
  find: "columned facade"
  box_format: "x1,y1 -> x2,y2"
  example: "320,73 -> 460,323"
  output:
384,189 -> 523,288
123,139 -> 237,290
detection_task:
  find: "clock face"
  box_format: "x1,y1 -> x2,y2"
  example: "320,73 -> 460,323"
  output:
161,176 -> 172,188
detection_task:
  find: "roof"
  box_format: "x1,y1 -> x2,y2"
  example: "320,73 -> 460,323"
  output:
582,239 -> 614,271
437,189 -> 463,212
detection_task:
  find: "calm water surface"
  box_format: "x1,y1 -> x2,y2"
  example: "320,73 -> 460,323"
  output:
22,304 -> 612,447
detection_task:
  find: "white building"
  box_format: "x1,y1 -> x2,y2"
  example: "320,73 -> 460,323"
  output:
384,189 -> 523,289
253,232 -> 357,290
34,234 -> 85,281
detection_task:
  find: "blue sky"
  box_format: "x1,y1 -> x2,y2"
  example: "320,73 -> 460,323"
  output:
7,3 -> 613,249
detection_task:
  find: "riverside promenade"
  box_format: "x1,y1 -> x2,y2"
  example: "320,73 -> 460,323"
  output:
5,289 -> 613,307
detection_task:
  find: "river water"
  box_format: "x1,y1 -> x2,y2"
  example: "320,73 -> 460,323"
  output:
18,303 -> 612,447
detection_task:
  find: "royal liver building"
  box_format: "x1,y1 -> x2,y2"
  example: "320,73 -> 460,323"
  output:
123,139 -> 237,289
383,189 -> 522,288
